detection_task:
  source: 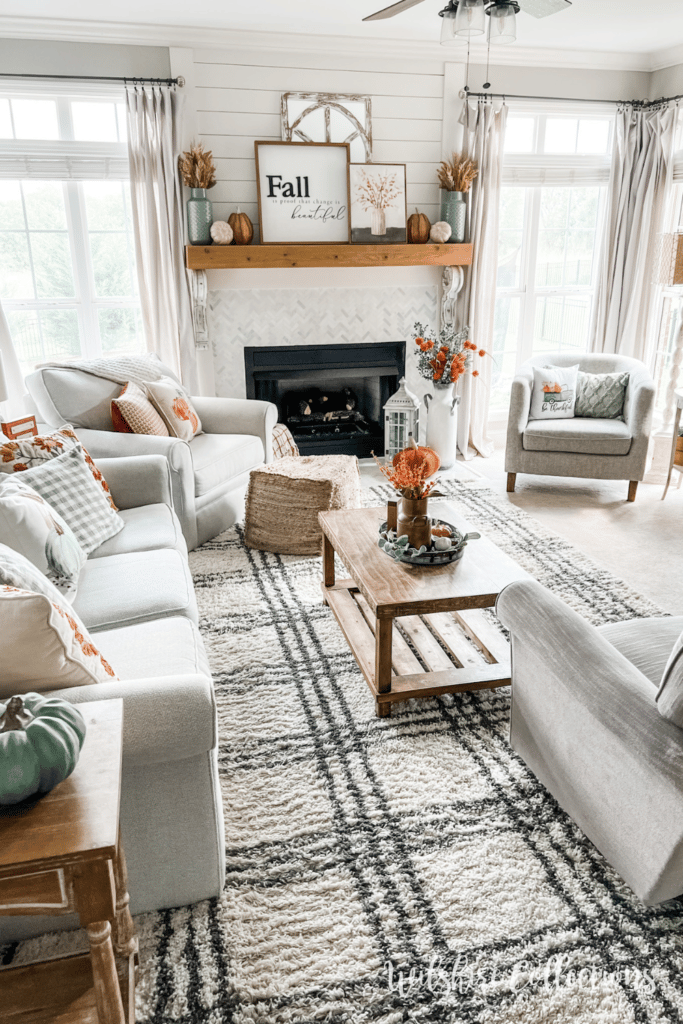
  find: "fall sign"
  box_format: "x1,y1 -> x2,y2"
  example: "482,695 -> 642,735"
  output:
255,141 -> 351,244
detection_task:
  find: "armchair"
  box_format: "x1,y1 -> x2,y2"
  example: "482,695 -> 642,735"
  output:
505,353 -> 655,501
25,363 -> 278,549
497,578 -> 683,905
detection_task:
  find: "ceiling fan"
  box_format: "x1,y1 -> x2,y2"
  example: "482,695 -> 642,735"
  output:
363,0 -> 572,46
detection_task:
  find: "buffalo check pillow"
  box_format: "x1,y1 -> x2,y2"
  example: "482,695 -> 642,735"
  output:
15,446 -> 124,555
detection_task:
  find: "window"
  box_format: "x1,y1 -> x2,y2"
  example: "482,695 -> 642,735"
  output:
491,105 -> 613,418
0,89 -> 143,379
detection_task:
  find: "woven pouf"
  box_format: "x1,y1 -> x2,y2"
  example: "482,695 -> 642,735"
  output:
244,454 -> 361,555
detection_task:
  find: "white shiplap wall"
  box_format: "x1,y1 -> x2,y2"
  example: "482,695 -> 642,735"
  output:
192,46 -> 451,240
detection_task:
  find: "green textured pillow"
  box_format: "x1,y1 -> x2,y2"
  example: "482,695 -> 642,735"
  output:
575,370 -> 629,420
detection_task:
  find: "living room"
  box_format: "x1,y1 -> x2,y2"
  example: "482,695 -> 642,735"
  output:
1,1 -> 683,1021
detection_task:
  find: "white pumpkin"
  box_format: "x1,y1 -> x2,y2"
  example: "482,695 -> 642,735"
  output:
430,221 -> 452,244
210,220 -> 234,245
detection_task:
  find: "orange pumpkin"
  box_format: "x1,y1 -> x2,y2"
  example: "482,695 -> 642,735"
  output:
228,209 -> 254,246
407,209 -> 431,244
393,443 -> 440,477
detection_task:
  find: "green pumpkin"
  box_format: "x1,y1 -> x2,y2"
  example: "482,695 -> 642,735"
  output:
0,693 -> 87,805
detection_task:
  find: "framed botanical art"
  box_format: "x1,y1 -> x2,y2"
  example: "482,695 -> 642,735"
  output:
348,163 -> 407,244
254,141 -> 351,245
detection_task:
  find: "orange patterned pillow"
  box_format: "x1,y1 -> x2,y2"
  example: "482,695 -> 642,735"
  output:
111,381 -> 170,436
145,377 -> 202,442
0,425 -> 117,511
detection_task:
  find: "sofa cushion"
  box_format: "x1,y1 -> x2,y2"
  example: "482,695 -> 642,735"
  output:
95,615 -> 210,681
0,584 -> 117,698
523,417 -> 632,456
112,381 -> 170,436
575,370 -> 629,420
191,432 -> 265,498
73,548 -> 197,631
89,504 -> 186,559
656,627 -> 683,727
597,616 -> 683,687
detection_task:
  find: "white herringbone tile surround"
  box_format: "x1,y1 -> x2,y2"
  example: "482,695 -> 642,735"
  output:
208,286 -> 438,403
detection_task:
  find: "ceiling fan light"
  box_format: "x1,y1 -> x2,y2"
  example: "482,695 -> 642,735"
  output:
454,0 -> 485,37
487,1 -> 517,43
439,2 -> 464,45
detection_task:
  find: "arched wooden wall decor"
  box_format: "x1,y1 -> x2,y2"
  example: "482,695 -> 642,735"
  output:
281,92 -> 372,163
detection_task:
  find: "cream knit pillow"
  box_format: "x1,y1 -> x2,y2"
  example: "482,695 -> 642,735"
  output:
111,381 -> 170,436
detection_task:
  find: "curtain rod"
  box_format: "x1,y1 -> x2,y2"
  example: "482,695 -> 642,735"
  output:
0,73 -> 184,86
460,89 -> 682,107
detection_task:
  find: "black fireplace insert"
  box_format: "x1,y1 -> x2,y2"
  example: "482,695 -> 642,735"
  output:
244,341 -> 406,457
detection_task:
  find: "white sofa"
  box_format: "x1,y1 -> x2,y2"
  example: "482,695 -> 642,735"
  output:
0,455 -> 225,943
25,362 -> 278,550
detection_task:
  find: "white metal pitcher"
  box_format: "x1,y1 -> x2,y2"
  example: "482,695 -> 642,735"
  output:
424,384 -> 460,470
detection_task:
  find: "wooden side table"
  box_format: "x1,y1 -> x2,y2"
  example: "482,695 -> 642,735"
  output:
662,388 -> 683,500
1,698 -> 138,1024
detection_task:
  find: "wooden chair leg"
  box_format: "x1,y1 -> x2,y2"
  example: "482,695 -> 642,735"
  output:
627,480 -> 638,502
507,473 -> 516,493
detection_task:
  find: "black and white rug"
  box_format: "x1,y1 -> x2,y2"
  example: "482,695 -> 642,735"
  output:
11,478 -> 683,1022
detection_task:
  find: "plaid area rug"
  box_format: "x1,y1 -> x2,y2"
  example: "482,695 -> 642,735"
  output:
7,477 -> 683,1022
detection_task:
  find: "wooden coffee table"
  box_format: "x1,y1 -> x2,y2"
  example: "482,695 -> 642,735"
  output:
319,502 -> 530,717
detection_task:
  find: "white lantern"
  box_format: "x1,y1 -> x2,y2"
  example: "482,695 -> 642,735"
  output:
384,377 -> 420,460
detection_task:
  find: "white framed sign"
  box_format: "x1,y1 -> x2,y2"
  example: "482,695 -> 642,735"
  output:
254,141 -> 351,245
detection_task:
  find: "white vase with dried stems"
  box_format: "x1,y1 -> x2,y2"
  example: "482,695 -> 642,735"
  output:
179,142 -> 217,245
355,170 -> 400,238
437,154 -> 478,244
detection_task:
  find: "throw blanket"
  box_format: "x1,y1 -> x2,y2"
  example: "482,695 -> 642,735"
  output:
42,355 -> 176,391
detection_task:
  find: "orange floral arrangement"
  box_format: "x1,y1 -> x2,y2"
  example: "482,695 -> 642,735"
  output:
412,320 -> 487,386
373,438 -> 440,499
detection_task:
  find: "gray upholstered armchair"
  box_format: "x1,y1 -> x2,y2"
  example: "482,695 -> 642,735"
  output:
505,353 -> 655,501
26,363 -> 277,550
497,578 -> 683,906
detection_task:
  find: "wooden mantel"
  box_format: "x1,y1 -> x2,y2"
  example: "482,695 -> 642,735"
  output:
185,242 -> 473,271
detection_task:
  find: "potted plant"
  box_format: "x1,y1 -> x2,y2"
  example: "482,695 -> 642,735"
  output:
436,153 -> 478,243
179,142 -> 217,245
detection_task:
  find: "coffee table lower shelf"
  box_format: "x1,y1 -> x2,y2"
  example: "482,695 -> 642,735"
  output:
323,579 -> 511,716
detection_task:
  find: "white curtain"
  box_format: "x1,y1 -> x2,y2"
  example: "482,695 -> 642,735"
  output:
0,300 -> 27,419
458,96 -> 508,459
590,101 -> 678,365
125,85 -> 198,393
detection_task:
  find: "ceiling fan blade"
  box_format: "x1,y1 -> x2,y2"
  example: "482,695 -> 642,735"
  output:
518,0 -> 571,16
363,0 -> 430,22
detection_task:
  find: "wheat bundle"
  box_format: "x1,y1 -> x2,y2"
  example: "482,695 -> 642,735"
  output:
178,142 -> 217,190
436,153 -> 478,193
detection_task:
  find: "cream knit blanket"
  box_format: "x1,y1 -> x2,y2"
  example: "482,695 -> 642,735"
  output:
42,355 -> 175,390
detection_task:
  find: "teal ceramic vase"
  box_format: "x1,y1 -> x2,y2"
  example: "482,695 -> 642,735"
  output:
187,188 -> 213,245
440,190 -> 467,243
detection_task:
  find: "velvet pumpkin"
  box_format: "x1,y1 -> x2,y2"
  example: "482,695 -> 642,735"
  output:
228,209 -> 254,246
407,209 -> 431,244
393,444 -> 440,477
0,693 -> 86,805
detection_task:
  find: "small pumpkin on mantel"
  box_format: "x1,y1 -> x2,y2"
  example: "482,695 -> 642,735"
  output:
407,209 -> 431,245
0,693 -> 86,805
228,208 -> 254,246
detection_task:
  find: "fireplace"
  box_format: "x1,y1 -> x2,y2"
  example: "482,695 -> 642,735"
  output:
244,342 -> 406,457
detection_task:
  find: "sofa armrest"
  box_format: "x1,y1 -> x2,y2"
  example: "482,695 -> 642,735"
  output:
94,455 -> 172,511
504,374 -> 532,470
45,674 -> 216,768
626,374 -> 656,441
191,397 -> 278,463
496,579 -> 683,903
75,428 -> 197,550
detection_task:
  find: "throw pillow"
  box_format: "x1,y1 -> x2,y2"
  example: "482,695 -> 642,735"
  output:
16,446 -> 124,555
655,629 -> 683,728
111,381 -> 170,436
0,424 -> 118,510
0,585 -> 117,697
0,542 -> 67,603
145,377 -> 202,441
529,364 -> 579,421
575,370 -> 630,420
0,477 -> 85,602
